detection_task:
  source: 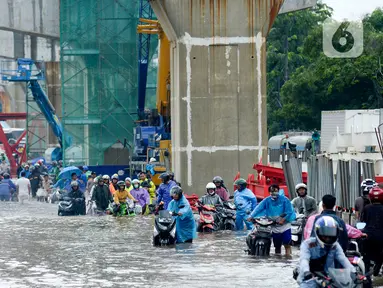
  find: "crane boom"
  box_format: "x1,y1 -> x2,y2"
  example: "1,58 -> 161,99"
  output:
2,58 -> 71,150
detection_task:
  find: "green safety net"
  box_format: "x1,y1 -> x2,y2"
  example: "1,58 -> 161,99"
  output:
60,0 -> 158,165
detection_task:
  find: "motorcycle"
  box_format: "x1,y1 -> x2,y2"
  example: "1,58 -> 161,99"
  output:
153,203 -> 179,246
246,217 -> 275,256
58,196 -> 85,216
310,268 -> 367,288
197,201 -> 216,233
291,213 -> 307,246
214,202 -> 236,231
246,213 -> 287,256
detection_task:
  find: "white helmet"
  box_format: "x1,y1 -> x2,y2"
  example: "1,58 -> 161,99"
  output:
132,179 -> 140,185
206,182 -> 216,190
295,183 -> 307,191
102,175 -> 110,180
149,157 -> 156,163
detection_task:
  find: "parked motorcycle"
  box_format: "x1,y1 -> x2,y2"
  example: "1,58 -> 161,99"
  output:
291,213 -> 307,246
197,201 -> 216,233
153,203 -> 178,246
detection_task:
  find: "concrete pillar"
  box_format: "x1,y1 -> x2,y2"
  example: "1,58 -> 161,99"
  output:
150,0 -> 284,194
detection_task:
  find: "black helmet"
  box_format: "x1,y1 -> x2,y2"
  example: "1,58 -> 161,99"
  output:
213,176 -> 223,185
3,173 -> 10,179
168,172 -> 175,179
141,181 -> 150,188
170,186 -> 183,199
117,180 -> 125,188
159,172 -> 170,183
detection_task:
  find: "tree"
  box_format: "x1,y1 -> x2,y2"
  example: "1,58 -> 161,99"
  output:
267,4 -> 332,135
267,6 -> 383,134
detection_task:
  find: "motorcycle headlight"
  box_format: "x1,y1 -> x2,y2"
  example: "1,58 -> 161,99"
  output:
170,226 -> 176,238
153,226 -> 159,237
204,219 -> 213,224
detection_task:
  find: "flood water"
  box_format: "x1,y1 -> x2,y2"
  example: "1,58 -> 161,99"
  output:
0,201 -> 300,287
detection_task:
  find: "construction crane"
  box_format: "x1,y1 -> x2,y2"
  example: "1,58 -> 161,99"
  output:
135,11 -> 172,186
1,58 -> 72,163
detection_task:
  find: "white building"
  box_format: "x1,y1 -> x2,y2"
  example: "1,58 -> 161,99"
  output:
321,109 -> 383,174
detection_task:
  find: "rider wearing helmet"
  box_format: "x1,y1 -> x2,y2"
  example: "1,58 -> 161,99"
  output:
213,176 -> 230,201
91,177 -> 113,212
168,172 -> 181,186
291,183 -> 317,217
0,172 -> 16,201
156,172 -> 176,209
200,182 -> 223,206
298,215 -> 356,287
361,186 -> 383,277
310,195 -> 348,252
48,161 -> 60,182
233,178 -> 257,231
108,174 -> 119,195
130,179 -> 150,213
67,181 -> 85,215
168,186 -> 197,243
248,184 -> 295,256
112,181 -> 134,216
355,179 -> 377,221
20,164 -> 31,179
138,172 -> 156,203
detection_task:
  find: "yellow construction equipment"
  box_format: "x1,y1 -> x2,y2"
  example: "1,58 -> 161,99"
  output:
137,18 -> 172,187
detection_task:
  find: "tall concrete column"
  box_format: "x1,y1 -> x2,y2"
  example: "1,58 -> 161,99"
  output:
150,0 -> 284,194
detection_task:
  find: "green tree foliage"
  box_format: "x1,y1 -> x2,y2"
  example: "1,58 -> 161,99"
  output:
267,5 -> 383,135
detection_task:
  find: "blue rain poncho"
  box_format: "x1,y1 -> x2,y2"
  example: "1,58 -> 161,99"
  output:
234,188 -> 257,230
298,237 -> 355,287
167,195 -> 197,243
157,180 -> 177,209
250,194 -> 296,223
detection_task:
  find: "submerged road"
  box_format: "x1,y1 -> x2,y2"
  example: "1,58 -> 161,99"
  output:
0,201 -> 300,287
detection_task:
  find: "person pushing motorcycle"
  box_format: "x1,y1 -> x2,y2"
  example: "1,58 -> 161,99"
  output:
248,184 -> 295,256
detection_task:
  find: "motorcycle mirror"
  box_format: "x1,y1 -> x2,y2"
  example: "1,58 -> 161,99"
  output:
229,195 -> 234,199
356,222 -> 366,230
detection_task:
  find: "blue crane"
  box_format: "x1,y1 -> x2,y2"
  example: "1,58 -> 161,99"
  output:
2,58 -> 72,161
137,0 -> 154,119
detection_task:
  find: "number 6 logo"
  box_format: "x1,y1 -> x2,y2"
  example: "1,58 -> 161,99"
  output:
323,18 -> 363,58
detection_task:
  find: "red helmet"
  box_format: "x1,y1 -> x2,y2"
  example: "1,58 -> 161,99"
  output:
369,187 -> 383,203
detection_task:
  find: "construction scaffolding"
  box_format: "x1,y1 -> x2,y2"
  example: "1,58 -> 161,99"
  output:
60,0 -> 142,165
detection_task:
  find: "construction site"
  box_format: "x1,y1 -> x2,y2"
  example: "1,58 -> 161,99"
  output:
4,0 -> 383,199
0,0 -> 322,193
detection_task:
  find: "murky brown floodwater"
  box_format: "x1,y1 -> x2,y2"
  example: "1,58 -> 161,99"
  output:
0,201 -> 301,287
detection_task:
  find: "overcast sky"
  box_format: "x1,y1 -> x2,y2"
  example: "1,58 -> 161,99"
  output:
322,0 -> 382,20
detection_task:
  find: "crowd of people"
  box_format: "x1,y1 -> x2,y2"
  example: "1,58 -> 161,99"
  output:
1,158 -> 382,286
